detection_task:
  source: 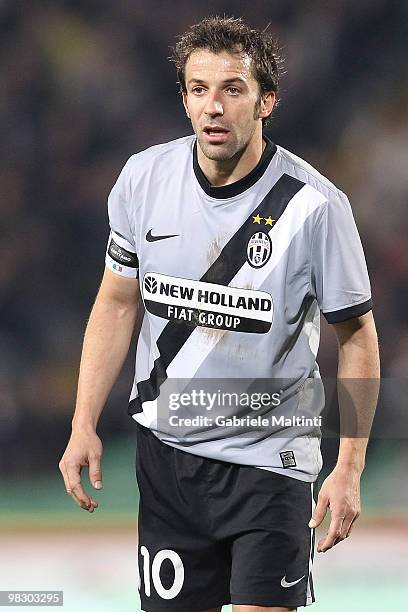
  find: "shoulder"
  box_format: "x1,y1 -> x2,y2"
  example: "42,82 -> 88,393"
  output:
125,134 -> 195,176
111,135 -> 194,204
108,135 -> 195,218
274,144 -> 348,207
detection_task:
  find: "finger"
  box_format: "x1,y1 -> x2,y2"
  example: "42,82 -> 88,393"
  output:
81,496 -> 98,512
86,495 -> 99,510
60,460 -> 86,505
309,494 -> 329,528
344,512 -> 360,538
72,491 -> 92,511
60,459 -> 98,512
88,454 -> 103,490
76,495 -> 98,512
340,514 -> 357,539
59,459 -> 73,495
64,463 -> 93,510
71,481 -> 94,509
317,515 -> 345,552
70,487 -> 98,512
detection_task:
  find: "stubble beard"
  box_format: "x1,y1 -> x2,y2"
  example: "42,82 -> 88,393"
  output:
197,133 -> 241,162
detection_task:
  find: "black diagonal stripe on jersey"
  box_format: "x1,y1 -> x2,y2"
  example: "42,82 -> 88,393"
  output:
200,175 -> 304,285
129,174 -> 305,415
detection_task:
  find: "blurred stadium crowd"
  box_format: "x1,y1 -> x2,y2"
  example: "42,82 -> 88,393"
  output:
1,0 -> 407,476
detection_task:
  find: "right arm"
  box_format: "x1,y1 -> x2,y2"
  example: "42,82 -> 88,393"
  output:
59,267 -> 141,512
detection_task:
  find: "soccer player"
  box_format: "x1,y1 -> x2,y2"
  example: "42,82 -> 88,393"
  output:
59,16 -> 380,612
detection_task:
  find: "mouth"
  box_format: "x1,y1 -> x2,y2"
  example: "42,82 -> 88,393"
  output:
202,125 -> 230,143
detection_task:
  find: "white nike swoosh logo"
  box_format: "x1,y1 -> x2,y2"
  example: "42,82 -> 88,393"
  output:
281,575 -> 305,588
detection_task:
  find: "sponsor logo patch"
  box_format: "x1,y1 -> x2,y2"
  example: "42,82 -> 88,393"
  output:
280,450 -> 297,468
144,275 -> 158,294
142,272 -> 274,334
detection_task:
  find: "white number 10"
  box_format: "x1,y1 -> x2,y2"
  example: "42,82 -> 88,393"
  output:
139,546 -> 184,600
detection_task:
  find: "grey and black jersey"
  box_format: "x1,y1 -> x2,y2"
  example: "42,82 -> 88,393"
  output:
105,135 -> 372,482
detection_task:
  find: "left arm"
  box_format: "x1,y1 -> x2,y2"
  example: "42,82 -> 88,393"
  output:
309,310 -> 380,552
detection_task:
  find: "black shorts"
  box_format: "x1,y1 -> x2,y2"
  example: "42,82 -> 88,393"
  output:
136,423 -> 317,611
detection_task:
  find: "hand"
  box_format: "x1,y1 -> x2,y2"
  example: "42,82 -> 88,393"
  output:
59,428 -> 103,513
308,464 -> 361,552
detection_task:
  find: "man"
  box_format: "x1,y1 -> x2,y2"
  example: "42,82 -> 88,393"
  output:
59,16 -> 380,612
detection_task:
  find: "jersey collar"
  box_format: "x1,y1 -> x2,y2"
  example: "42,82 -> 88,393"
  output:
193,134 -> 277,199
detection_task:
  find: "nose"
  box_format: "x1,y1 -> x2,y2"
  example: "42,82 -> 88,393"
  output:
204,91 -> 224,117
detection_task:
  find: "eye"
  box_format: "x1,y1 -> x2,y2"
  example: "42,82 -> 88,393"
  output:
191,86 -> 206,95
226,86 -> 240,95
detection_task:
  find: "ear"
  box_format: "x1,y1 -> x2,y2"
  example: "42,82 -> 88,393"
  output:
258,91 -> 276,120
182,91 -> 190,118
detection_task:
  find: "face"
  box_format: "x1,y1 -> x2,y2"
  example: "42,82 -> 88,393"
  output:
182,49 -> 274,162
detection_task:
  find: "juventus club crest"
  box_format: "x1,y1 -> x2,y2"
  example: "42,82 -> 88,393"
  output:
246,232 -> 272,268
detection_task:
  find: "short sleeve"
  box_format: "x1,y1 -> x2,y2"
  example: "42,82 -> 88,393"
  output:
310,191 -> 372,323
105,160 -> 139,278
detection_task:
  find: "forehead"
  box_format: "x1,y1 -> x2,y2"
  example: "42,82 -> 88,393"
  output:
185,48 -> 255,83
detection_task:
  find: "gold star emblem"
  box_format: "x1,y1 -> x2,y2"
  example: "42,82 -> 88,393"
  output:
264,216 -> 275,226
252,214 -> 263,224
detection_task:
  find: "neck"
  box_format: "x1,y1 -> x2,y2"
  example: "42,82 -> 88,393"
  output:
197,125 -> 265,187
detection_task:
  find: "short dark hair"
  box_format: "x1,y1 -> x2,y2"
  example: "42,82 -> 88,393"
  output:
170,16 -> 283,126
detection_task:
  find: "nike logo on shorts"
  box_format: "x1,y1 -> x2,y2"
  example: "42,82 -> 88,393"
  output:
280,575 -> 305,588
146,229 -> 179,242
